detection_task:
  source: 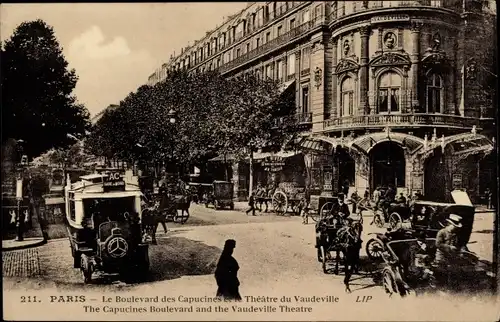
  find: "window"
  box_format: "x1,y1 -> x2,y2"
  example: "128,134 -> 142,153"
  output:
378,72 -> 401,113
427,74 -> 443,113
277,60 -> 283,80
290,18 -> 296,30
431,0 -> 441,7
302,86 -> 309,113
236,48 -> 241,58
288,53 -> 296,75
266,32 -> 271,43
341,77 -> 354,117
302,10 -> 310,22
246,43 -> 251,53
314,4 -> 322,18
302,47 -> 310,70
68,193 -> 75,221
277,25 -> 283,37
256,38 -> 261,48
265,65 -> 272,79
217,58 -> 221,67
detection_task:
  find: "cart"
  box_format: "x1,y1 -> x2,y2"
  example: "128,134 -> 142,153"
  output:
271,182 -> 305,215
307,195 -> 338,222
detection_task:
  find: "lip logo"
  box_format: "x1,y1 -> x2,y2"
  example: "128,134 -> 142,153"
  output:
107,237 -> 128,258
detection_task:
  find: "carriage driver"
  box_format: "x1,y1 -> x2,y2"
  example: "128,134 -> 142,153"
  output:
435,213 -> 463,267
335,193 -> 351,222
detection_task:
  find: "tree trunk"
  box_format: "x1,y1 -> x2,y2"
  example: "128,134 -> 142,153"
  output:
248,149 -> 254,200
224,153 -> 228,181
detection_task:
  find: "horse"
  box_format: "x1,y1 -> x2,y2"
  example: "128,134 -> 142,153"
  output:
141,203 -> 167,245
336,218 -> 363,293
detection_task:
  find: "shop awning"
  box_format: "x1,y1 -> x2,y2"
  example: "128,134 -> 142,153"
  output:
297,135 -> 338,154
278,80 -> 296,94
208,150 -> 300,162
351,132 -> 424,155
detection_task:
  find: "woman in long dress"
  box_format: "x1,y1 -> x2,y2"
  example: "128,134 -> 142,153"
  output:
214,239 -> 242,301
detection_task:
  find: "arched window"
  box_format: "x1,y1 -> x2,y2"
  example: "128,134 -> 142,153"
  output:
378,71 -> 401,113
340,77 -> 354,117
426,74 -> 443,113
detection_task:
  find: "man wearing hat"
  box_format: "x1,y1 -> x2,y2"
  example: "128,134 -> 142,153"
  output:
435,213 -> 462,266
334,193 -> 351,221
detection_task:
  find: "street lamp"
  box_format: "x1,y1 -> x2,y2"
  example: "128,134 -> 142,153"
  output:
168,109 -> 176,124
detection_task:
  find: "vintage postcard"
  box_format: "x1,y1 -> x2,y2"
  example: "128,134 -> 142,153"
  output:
1,2 -> 499,321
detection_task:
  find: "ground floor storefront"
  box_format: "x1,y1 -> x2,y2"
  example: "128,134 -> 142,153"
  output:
218,129 -> 495,204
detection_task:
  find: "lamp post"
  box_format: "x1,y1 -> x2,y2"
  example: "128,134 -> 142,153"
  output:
167,108 -> 176,176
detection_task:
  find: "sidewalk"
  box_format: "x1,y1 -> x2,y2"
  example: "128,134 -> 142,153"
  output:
2,237 -> 46,251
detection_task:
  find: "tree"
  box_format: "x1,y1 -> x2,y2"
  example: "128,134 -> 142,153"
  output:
221,74 -> 299,196
1,19 -> 90,158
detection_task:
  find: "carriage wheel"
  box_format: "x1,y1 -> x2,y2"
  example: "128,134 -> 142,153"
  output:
389,213 -> 403,230
272,191 -> 288,215
374,210 -> 385,228
382,268 -> 398,296
81,255 -> 92,284
319,202 -> 334,220
366,238 -> 385,261
320,246 -> 327,274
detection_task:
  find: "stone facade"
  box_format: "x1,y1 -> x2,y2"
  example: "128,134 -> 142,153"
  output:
150,1 -> 496,202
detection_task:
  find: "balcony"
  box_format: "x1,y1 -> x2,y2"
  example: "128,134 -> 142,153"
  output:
328,0 -> 450,22
323,113 -> 481,131
297,112 -> 312,124
218,15 -> 326,74
300,68 -> 310,77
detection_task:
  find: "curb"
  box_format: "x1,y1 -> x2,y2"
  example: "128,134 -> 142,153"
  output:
2,238 -> 47,252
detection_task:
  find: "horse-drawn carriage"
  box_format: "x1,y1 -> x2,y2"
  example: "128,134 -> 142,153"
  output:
380,236 -> 488,297
65,171 -> 149,284
365,193 -> 476,261
203,181 -> 234,210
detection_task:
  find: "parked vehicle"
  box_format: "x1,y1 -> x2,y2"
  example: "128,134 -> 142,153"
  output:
65,171 -> 149,284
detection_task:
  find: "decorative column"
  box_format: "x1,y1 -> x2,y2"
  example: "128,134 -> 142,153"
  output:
410,22 -> 422,113
359,26 -> 370,115
332,38 -> 338,118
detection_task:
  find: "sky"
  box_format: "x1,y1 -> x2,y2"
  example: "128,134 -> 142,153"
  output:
1,3 -> 248,116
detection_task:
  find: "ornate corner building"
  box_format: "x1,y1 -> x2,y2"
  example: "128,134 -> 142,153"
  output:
148,0 -> 497,203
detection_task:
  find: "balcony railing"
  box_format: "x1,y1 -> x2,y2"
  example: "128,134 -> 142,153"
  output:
328,0 -> 447,22
218,15 -> 326,74
297,112 -> 312,124
323,113 -> 481,131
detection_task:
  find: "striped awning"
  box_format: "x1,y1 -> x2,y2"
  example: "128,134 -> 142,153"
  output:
351,132 -> 424,154
208,150 -> 299,162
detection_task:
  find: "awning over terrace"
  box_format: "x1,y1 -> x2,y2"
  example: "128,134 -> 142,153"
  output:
208,150 -> 300,162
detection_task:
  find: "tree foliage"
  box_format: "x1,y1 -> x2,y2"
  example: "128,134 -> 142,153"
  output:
1,19 -> 91,158
86,70 -> 300,170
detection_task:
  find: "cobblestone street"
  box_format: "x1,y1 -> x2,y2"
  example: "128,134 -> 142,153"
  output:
2,248 -> 41,278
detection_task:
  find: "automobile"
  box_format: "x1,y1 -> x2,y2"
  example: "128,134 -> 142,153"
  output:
65,171 -> 149,284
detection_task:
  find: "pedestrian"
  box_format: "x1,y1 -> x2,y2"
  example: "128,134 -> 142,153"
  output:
299,197 -> 310,224
342,179 -> 350,197
246,192 -> 256,216
350,190 -> 360,214
214,239 -> 242,301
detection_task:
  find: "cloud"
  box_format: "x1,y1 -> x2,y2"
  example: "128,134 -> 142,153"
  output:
65,26 -> 156,116
68,26 -> 131,60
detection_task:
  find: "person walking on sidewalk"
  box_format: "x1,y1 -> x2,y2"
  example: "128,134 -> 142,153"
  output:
246,192 -> 256,216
